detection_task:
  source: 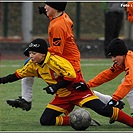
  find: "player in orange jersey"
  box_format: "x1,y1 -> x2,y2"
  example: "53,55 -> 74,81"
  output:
87,38 -> 133,117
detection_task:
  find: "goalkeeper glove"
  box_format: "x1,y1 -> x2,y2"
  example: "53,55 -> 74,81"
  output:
43,80 -> 71,95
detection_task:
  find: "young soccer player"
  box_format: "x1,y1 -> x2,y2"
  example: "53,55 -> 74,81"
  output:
87,38 -> 133,116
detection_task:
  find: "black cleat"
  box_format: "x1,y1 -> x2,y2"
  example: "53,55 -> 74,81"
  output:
109,118 -> 115,124
6,96 -> 31,111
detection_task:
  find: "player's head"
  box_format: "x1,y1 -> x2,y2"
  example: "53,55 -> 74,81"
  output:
44,2 -> 67,11
107,38 -> 128,56
23,38 -> 48,56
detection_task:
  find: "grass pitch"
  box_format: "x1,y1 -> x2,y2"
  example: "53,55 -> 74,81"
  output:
0,59 -> 132,132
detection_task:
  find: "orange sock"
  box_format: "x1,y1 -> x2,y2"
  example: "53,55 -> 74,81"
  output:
55,116 -> 70,126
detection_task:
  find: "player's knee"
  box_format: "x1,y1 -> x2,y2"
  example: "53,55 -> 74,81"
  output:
40,115 -> 55,125
40,116 -> 50,125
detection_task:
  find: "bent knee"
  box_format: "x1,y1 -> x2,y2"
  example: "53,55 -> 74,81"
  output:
40,117 -> 50,125
40,117 -> 55,125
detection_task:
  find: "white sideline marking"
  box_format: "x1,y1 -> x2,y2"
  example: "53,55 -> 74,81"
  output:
81,63 -> 111,66
0,65 -> 21,68
0,63 -> 112,68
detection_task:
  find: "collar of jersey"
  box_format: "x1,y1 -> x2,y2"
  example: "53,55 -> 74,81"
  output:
39,52 -> 51,67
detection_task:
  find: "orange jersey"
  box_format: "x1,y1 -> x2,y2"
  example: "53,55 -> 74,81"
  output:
48,12 -> 81,72
127,2 -> 133,23
87,50 -> 133,101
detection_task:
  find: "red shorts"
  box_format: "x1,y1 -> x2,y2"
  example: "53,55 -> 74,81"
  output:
46,72 -> 99,115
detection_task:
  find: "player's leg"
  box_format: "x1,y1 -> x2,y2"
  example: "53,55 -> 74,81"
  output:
83,99 -> 133,127
40,108 -> 63,125
21,58 -> 34,102
93,90 -> 111,104
93,90 -> 125,110
40,108 -> 70,126
21,77 -> 34,102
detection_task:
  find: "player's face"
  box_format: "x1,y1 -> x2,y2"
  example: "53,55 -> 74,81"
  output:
111,55 -> 125,66
29,51 -> 45,63
44,4 -> 57,18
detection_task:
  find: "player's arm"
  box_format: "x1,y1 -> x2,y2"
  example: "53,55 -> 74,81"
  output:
0,72 -> 21,84
87,63 -> 124,88
0,61 -> 36,84
112,55 -> 133,101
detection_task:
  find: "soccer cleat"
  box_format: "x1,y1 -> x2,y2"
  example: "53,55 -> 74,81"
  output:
90,119 -> 101,126
109,118 -> 115,124
6,96 -> 32,111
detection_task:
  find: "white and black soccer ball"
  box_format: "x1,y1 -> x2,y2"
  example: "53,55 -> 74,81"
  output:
69,108 -> 91,131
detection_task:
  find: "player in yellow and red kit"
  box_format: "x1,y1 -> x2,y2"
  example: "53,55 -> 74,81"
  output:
1,38 -> 133,127
8,2 -> 82,109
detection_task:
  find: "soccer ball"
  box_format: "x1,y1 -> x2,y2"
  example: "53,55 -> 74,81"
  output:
69,108 -> 91,131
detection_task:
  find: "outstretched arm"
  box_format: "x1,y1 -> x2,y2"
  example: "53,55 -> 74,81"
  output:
0,73 -> 20,84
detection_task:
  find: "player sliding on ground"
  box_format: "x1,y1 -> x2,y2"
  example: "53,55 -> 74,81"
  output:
1,38 -> 133,127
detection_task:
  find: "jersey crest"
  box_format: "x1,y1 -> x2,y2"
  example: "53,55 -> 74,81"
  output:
53,38 -> 61,46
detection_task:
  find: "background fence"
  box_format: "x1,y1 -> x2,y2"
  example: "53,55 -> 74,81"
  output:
0,2 -> 133,59
0,2 -> 127,39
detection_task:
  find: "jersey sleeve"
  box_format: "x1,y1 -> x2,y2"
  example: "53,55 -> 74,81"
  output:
87,63 -> 124,88
113,52 -> 133,101
16,60 -> 39,78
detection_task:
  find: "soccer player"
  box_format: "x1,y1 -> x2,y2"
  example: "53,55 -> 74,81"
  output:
1,38 -> 133,127
9,2 -> 81,110
87,38 -> 133,116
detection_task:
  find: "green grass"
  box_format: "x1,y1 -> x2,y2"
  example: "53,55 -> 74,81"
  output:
0,59 -> 132,131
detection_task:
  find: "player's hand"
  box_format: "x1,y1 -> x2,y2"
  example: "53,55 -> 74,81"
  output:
43,84 -> 58,95
103,99 -> 117,109
0,78 -> 5,84
73,82 -> 88,90
38,7 -> 46,14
